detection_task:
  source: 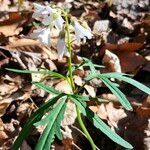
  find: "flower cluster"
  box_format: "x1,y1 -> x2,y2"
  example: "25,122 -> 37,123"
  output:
31,3 -> 93,59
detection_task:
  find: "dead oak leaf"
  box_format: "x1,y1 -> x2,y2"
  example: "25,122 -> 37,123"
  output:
0,11 -> 32,36
102,49 -> 122,72
55,80 -> 72,94
117,102 -> 150,150
103,42 -> 143,52
1,38 -> 57,71
84,85 -> 96,98
116,51 -> 146,73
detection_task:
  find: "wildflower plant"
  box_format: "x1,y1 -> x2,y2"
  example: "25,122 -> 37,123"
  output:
7,3 -> 150,150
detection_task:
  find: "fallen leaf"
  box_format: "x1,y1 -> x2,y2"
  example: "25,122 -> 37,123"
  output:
117,52 -> 146,73
84,85 -> 96,97
102,49 -> 122,72
93,20 -> 110,33
73,75 -> 83,86
117,104 -> 150,149
0,12 -> 32,36
103,42 -> 143,52
62,101 -> 77,139
55,80 -> 72,94
0,0 -> 10,11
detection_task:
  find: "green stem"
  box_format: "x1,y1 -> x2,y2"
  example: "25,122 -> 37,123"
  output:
65,14 -> 75,92
76,107 -> 96,150
65,13 -> 96,150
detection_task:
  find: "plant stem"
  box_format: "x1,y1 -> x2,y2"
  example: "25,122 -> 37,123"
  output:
65,13 -> 96,150
76,107 -> 96,150
65,14 -> 75,92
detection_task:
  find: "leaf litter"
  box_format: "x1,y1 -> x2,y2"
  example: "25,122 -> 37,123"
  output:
0,0 -> 150,149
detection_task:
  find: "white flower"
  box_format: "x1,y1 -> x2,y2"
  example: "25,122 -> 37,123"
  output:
57,37 -> 68,60
41,6 -> 56,25
30,27 -> 51,46
54,16 -> 65,31
33,3 -> 64,31
42,7 -> 64,31
74,21 -> 92,43
32,3 -> 47,19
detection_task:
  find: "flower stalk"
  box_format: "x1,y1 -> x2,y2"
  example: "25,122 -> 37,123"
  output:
65,13 -> 75,92
65,13 -> 96,150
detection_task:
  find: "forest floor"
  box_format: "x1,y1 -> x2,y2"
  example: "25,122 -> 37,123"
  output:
0,0 -> 150,149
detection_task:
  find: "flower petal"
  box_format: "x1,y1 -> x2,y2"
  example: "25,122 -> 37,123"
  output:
30,28 -> 51,46
55,16 -> 64,31
42,15 -> 52,26
32,3 -> 46,19
74,21 -> 92,43
57,38 -> 67,60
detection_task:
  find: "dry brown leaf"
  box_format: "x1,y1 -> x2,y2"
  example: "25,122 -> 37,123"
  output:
7,37 -> 40,48
55,80 -> 72,94
62,101 -> 77,139
0,32 -> 8,45
93,20 -> 110,34
84,85 -> 96,97
96,103 -> 107,120
101,93 -> 118,102
90,102 -> 127,130
104,42 -> 143,52
102,49 -> 121,72
73,75 -> 83,86
116,102 -> 150,150
0,0 -> 10,11
0,74 -> 21,99
0,12 -> 32,36
1,37 -> 57,71
0,83 -> 18,97
105,102 -> 127,129
16,103 -> 32,121
117,52 -> 146,73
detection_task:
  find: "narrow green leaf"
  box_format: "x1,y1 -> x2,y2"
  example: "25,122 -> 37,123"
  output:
101,73 -> 150,95
55,123 -> 63,140
72,95 -> 109,103
85,72 -> 132,81
35,97 -> 67,150
82,57 -> 104,68
33,82 -> 60,95
6,68 -> 66,79
34,96 -> 67,126
101,72 -> 133,77
85,73 -> 97,81
82,63 -> 104,69
71,94 -> 90,101
70,97 -> 133,149
6,68 -> 48,74
99,76 -> 132,111
36,119 -> 55,150
12,94 -> 63,150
